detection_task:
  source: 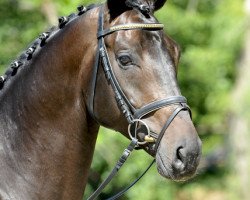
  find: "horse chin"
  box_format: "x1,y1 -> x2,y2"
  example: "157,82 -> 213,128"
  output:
155,152 -> 195,182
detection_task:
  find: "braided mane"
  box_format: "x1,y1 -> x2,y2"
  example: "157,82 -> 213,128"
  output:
0,4 -> 97,91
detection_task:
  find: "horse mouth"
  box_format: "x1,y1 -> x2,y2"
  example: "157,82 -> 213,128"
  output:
155,152 -> 197,182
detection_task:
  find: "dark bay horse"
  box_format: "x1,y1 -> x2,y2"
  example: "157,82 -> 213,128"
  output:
0,0 -> 202,199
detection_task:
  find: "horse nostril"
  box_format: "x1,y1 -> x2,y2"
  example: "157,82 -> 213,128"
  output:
177,147 -> 186,161
174,147 -> 186,171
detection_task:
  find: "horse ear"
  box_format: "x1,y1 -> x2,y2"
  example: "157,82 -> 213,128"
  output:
107,0 -> 128,19
154,0 -> 167,11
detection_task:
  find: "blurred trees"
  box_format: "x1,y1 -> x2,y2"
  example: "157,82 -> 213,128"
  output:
0,0 -> 247,199
229,0 -> 250,199
0,0 -> 93,73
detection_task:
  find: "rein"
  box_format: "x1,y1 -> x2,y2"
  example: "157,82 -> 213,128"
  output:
87,5 -> 191,200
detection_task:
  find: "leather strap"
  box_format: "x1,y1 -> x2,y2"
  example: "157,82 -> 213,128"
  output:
87,139 -> 138,200
106,159 -> 156,200
87,5 -> 104,120
154,106 -> 191,154
100,45 -> 136,123
133,96 -> 188,119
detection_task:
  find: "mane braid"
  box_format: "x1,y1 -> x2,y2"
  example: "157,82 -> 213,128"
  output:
0,4 -> 98,91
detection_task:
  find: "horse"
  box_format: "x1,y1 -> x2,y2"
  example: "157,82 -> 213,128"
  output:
0,0 -> 202,199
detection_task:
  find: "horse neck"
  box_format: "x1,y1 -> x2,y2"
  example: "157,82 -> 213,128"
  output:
0,8 -> 100,200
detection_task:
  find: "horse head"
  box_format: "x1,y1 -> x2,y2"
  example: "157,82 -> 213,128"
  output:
88,0 -> 202,181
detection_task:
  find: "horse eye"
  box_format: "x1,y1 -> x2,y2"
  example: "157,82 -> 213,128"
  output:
118,55 -> 133,66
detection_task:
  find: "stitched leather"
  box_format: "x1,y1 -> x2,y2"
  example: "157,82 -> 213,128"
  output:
97,23 -> 164,38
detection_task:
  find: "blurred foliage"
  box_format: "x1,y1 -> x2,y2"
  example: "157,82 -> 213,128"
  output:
0,0 -> 246,199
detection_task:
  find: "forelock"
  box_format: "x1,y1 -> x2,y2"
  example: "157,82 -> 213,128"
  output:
125,0 -> 154,14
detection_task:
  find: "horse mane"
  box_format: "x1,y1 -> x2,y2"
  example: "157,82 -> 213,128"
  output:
0,4 -> 98,91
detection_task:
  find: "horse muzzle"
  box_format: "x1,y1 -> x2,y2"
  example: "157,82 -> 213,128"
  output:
129,104 -> 202,181
154,118 -> 202,181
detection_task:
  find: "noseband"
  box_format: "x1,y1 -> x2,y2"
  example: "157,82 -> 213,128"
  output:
87,6 -> 191,200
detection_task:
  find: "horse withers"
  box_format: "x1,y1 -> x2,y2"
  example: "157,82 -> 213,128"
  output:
0,0 -> 202,199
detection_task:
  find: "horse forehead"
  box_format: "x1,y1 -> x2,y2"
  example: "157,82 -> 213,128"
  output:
113,29 -> 162,50
114,29 -> 141,43
109,11 -> 163,49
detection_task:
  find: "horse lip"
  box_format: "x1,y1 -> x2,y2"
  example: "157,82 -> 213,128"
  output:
155,152 -> 193,182
155,152 -> 174,180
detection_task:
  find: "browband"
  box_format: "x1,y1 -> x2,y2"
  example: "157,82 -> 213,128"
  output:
97,23 -> 164,38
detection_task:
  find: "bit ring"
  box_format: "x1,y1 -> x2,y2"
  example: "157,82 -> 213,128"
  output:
128,119 -> 150,145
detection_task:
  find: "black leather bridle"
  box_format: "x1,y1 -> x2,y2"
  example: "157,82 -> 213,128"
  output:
87,5 -> 191,200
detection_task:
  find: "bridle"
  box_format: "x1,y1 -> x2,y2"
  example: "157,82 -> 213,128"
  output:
87,5 -> 191,200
